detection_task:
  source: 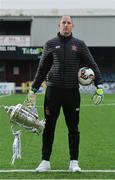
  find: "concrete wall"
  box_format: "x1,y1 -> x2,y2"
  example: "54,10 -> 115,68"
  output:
0,0 -> 115,47
30,16 -> 115,46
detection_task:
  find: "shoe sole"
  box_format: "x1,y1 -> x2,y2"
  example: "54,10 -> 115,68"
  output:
35,168 -> 51,172
69,168 -> 81,172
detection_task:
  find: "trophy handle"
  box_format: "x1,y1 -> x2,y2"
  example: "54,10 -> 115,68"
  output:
23,92 -> 37,113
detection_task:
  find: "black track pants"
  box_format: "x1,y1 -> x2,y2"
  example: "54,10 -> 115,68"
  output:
42,86 -> 80,161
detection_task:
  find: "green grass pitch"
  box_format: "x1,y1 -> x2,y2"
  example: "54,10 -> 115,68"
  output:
0,93 -> 115,179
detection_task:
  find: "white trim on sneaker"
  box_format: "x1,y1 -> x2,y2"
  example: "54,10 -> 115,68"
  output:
36,160 -> 51,172
69,160 -> 81,172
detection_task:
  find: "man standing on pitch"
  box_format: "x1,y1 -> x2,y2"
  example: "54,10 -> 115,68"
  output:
27,16 -> 104,172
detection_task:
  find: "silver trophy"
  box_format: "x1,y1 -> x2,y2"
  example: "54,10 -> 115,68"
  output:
4,103 -> 45,134
4,101 -> 45,164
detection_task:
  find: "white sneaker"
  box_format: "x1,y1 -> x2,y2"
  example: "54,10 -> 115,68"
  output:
69,160 -> 81,172
36,160 -> 51,172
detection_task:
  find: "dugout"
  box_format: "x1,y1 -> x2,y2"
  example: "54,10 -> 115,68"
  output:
89,47 -> 115,82
0,46 -> 43,86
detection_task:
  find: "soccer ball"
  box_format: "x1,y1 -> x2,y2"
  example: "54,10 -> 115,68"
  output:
78,67 -> 95,86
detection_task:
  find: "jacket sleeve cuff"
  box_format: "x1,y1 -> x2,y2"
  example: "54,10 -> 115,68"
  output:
97,84 -> 103,89
31,87 -> 38,93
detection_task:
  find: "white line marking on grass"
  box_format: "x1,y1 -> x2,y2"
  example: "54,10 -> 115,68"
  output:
0,169 -> 115,173
36,103 -> 115,108
0,103 -> 115,109
81,103 -> 115,107
0,94 -> 11,98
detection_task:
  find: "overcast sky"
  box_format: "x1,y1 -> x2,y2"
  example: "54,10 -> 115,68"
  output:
0,0 -> 115,9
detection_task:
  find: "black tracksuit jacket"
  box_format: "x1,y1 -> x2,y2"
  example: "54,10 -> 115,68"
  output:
32,32 -> 102,91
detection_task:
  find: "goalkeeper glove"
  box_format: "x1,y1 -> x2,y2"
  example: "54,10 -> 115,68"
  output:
92,85 -> 104,105
26,90 -> 36,109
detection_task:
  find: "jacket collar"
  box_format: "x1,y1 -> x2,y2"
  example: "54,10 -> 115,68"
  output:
57,32 -> 72,41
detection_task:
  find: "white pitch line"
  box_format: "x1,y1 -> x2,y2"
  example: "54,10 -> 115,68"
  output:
0,169 -> 115,173
0,94 -> 11,98
39,103 -> 114,107
0,103 -> 115,109
36,103 -> 115,108
81,103 -> 115,107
